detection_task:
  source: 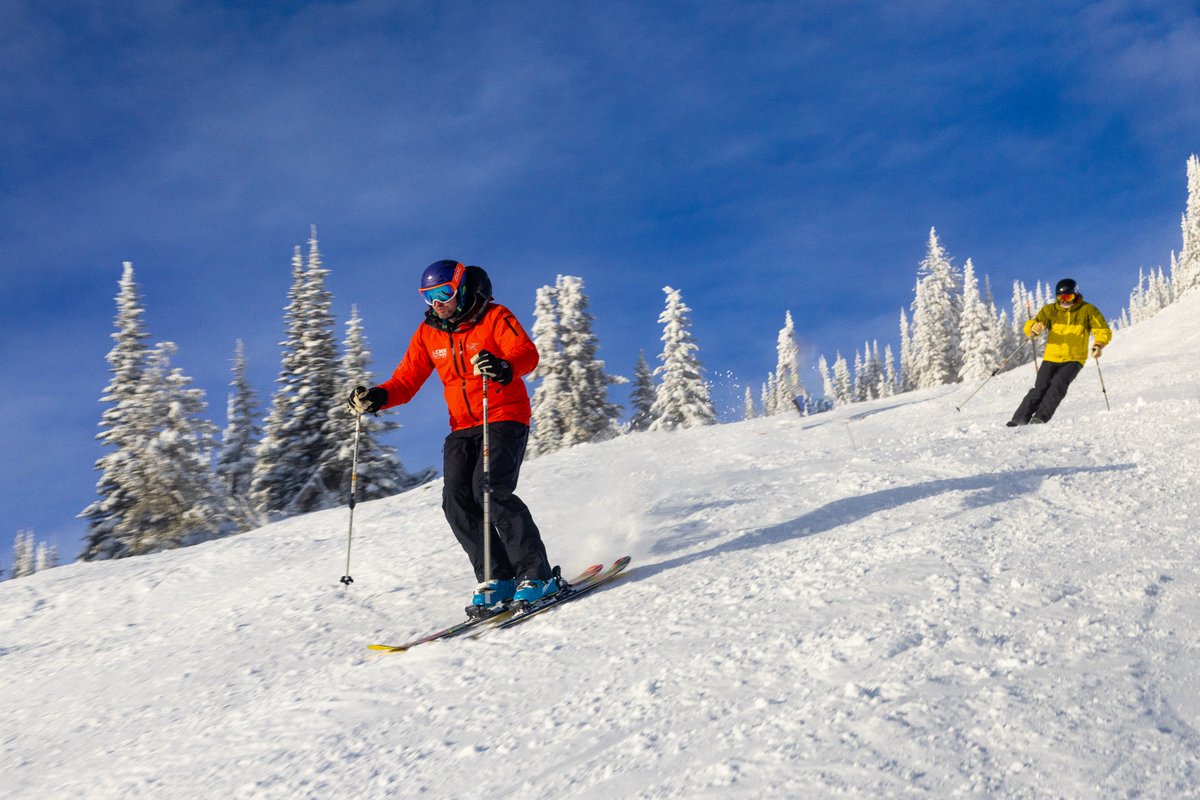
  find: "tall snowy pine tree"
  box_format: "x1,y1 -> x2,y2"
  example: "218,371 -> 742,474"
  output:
251,247 -> 307,513
649,286 -> 715,431
34,540 -> 58,573
80,263 -> 150,561
11,530 -> 35,578
216,339 -> 262,529
907,228 -> 963,389
629,351 -> 657,432
251,229 -> 343,516
957,258 -> 1001,382
770,311 -> 807,415
527,283 -> 569,456
118,342 -> 227,554
556,276 -> 623,446
831,353 -> 853,406
1174,154 -> 1200,295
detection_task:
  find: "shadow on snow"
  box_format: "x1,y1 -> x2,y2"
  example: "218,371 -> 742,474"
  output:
634,463 -> 1136,582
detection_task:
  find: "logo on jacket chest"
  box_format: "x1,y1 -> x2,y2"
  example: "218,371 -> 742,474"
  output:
431,342 -> 483,361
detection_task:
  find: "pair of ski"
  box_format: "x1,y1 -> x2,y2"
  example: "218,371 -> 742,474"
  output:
367,556 -> 631,654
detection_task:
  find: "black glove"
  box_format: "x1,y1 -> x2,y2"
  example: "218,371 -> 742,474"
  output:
346,385 -> 387,415
470,350 -> 513,385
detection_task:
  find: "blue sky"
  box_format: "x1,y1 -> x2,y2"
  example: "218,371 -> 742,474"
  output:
2,0 -> 1198,567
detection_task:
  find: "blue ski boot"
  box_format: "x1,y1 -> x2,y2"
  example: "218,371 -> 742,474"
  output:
467,578 -> 515,618
513,571 -> 564,607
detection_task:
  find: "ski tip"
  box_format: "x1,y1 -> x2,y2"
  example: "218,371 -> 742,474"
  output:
367,643 -> 408,653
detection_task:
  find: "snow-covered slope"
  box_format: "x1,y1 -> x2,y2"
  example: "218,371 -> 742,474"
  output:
4,294 -> 1200,799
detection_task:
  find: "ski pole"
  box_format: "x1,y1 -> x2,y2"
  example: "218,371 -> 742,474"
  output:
955,339 -> 1030,411
1025,301 -> 1040,377
481,375 -> 492,604
340,413 -> 363,587
1095,358 -> 1111,411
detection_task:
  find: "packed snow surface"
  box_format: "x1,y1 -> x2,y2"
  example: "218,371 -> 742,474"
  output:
4,293 -> 1200,799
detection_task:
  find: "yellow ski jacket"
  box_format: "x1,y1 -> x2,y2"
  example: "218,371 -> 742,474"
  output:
1024,294 -> 1111,364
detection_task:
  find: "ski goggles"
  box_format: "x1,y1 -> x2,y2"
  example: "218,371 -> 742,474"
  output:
1057,292 -> 1076,303
420,282 -> 459,305
419,262 -> 467,305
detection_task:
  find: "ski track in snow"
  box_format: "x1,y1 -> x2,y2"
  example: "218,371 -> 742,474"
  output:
3,296 -> 1200,799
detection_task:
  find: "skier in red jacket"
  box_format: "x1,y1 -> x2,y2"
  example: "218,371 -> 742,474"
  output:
347,260 -> 560,613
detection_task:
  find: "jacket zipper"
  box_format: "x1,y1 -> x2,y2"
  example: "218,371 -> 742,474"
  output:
450,332 -> 480,423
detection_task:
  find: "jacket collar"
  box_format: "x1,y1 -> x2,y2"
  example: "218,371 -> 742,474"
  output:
1057,292 -> 1084,310
424,297 -> 491,333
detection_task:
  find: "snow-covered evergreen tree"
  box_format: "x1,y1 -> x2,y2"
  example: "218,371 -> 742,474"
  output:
907,228 -> 962,389
957,258 -> 1001,382
216,340 -> 260,518
1129,265 -> 1173,324
119,342 -> 227,555
897,308 -> 913,392
870,341 -> 888,399
292,229 -> 343,514
629,351 -> 657,432
251,247 -> 307,512
1011,280 -> 1040,362
831,353 -> 853,406
34,540 -> 58,573
1034,280 -> 1051,311
818,355 -> 835,403
881,344 -> 898,398
743,386 -> 757,420
762,379 -> 777,416
1129,267 -> 1148,324
80,263 -> 151,561
11,530 -> 35,578
1151,266 -> 1173,314
853,341 -> 883,402
1174,154 -> 1200,295
556,276 -> 623,446
852,349 -> 868,402
252,229 -> 342,515
527,284 -> 569,456
993,308 -> 1015,364
649,286 -> 715,431
771,311 -> 807,415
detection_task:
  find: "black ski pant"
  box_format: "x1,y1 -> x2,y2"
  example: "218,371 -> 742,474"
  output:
1010,359 -> 1083,424
442,421 -> 551,585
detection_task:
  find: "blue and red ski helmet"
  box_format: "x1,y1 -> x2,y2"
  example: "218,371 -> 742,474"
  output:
419,260 -> 467,305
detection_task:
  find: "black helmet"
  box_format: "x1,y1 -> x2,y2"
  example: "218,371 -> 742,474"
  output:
1055,278 -> 1078,297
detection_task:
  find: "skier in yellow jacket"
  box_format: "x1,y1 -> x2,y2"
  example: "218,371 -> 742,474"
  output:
1008,278 -> 1111,426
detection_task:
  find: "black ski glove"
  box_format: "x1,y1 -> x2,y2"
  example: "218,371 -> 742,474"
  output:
347,385 -> 387,415
470,350 -> 513,385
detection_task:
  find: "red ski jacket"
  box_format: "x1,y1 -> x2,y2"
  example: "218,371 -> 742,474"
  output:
377,303 -> 539,431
